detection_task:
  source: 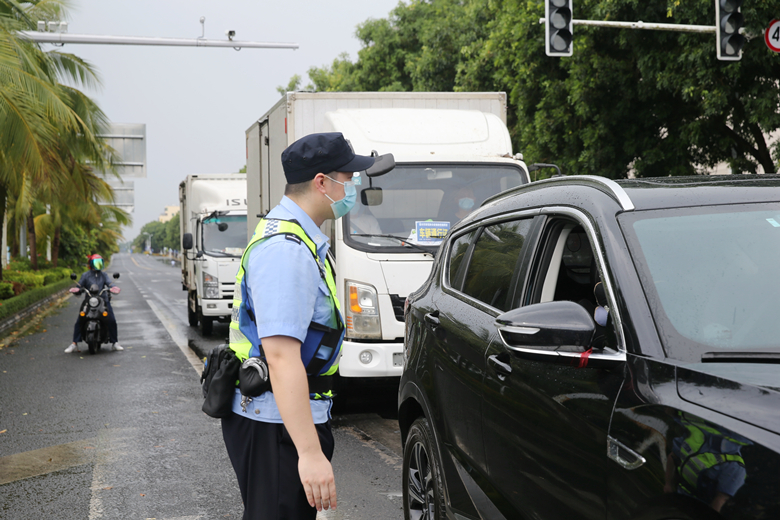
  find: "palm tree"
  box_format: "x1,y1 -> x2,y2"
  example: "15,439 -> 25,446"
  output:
36,164 -> 130,267
22,84 -> 119,269
1,0 -> 117,274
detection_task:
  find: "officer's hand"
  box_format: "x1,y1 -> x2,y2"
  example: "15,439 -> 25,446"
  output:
298,451 -> 337,511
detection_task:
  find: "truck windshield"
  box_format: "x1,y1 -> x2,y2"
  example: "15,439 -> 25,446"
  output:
344,163 -> 525,252
202,215 -> 247,257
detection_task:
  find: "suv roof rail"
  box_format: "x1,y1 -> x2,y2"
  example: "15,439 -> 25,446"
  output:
482,175 -> 635,211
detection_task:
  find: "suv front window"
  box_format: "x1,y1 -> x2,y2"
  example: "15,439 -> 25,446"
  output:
620,204 -> 780,361
344,163 -> 524,253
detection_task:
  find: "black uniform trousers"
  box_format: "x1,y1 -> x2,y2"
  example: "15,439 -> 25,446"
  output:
221,411 -> 335,520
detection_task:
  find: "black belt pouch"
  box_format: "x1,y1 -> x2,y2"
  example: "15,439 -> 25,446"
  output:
202,345 -> 241,418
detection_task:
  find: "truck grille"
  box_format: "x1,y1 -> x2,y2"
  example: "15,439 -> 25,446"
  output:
389,294 -> 405,322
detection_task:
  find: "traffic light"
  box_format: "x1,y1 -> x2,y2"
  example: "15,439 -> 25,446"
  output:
545,0 -> 573,57
716,0 -> 745,61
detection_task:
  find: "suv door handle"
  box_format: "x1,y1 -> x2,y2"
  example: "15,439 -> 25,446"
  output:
488,354 -> 512,378
424,311 -> 440,328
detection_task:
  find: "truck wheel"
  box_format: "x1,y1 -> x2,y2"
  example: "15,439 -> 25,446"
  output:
188,304 -> 198,327
200,314 -> 213,336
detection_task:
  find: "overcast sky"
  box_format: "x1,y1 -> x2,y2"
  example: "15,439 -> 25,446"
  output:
59,0 -> 401,241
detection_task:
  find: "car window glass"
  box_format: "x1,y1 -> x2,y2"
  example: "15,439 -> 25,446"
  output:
462,219 -> 533,311
531,220 -> 616,349
622,205 -> 780,355
448,230 -> 477,291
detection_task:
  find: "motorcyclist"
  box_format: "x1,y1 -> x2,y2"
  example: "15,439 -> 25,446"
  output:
64,254 -> 122,353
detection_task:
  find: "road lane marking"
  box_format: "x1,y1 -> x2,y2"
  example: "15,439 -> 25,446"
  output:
146,299 -> 203,375
125,271 -> 202,375
130,256 -> 154,271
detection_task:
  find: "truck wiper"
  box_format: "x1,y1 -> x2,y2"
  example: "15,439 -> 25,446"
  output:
702,351 -> 780,364
203,250 -> 232,257
351,234 -> 436,257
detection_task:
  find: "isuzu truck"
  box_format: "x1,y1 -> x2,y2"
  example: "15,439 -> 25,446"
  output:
244,92 -> 529,382
179,173 -> 248,335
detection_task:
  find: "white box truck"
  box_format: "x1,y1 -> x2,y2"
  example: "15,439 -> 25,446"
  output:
179,173 -> 248,335
245,92 -> 529,381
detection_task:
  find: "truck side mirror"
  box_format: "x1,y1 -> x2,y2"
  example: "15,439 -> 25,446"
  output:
365,153 -> 395,177
70,273 -> 77,280
113,273 -> 120,279
218,223 -> 228,231
361,188 -> 383,206
182,233 -> 193,250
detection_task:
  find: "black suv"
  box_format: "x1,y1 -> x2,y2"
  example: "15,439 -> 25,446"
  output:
399,175 -> 780,520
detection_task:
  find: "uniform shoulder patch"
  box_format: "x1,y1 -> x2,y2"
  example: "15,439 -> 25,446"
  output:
284,233 -> 302,244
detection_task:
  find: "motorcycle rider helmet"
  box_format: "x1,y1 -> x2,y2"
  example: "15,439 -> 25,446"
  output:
88,254 -> 104,271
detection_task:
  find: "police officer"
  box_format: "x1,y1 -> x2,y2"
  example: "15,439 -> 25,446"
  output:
222,132 -> 374,519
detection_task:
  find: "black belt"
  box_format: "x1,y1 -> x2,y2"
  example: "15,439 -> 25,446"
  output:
259,375 -> 333,396
308,375 -> 334,396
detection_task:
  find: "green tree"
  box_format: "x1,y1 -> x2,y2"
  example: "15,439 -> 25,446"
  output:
276,74 -> 302,96
0,0 -> 123,274
134,220 -> 166,253
304,0 -> 779,177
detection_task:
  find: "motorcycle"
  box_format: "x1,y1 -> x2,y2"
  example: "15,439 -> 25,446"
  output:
69,272 -> 121,355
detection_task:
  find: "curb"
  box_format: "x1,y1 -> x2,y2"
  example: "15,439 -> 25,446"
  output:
0,289 -> 71,339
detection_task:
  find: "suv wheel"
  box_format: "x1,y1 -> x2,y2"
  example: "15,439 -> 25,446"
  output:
403,417 -> 446,520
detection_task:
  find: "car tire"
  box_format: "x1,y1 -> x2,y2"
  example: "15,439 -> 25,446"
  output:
403,417 -> 446,520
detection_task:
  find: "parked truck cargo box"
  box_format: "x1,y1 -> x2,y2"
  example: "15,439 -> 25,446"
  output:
245,92 -> 529,381
179,173 -> 247,335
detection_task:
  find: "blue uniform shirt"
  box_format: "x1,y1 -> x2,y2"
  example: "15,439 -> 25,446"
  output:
231,196 -> 337,423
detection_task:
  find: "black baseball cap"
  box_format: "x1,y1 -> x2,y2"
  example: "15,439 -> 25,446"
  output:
281,132 -> 375,184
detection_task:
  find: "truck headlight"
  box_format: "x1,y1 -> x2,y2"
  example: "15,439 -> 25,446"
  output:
203,273 -> 219,299
345,280 -> 381,340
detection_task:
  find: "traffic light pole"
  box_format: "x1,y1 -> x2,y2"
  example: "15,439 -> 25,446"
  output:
566,19 -> 716,34
541,0 -> 747,60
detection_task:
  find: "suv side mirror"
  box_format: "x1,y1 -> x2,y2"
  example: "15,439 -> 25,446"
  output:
494,301 -> 625,368
182,233 -> 193,250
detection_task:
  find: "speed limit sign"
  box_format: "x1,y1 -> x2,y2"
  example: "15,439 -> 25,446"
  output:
766,19 -> 780,53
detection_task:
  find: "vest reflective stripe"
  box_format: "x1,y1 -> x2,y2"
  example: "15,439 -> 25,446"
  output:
229,218 -> 342,378
677,414 -> 745,494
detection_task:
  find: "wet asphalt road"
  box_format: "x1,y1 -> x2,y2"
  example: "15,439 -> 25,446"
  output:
0,253 -> 404,519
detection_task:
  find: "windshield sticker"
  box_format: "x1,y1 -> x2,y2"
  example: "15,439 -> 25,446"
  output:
352,174 -> 362,186
414,221 -> 450,245
766,218 -> 780,228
